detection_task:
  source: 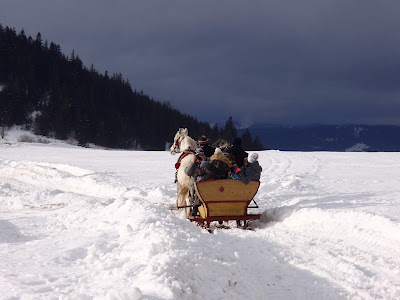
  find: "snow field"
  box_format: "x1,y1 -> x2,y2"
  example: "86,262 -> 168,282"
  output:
1,131 -> 400,299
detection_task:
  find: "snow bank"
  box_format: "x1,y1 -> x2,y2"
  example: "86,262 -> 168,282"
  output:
0,126 -> 59,145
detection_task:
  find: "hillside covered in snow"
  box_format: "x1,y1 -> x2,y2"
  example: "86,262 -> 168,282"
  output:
1,129 -> 400,299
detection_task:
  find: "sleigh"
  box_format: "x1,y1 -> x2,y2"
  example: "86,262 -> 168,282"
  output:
188,179 -> 261,229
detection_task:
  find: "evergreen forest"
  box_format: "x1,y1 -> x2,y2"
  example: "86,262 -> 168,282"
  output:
0,25 -> 263,150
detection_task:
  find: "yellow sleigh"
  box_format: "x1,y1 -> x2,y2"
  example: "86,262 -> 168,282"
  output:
188,179 -> 261,229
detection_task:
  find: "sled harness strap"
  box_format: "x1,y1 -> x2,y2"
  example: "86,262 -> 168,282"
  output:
174,152 -> 192,183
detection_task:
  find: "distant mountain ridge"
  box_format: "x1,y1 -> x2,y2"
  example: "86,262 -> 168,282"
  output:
241,124 -> 400,152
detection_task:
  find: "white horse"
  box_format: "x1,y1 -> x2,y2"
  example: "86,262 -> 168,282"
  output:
170,128 -> 197,214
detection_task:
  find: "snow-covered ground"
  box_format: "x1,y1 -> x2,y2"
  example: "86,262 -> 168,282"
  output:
1,128 -> 400,299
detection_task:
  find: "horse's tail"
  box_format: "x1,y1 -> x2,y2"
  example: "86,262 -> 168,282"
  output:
177,183 -> 189,208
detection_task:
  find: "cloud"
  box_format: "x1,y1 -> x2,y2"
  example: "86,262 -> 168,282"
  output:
1,0 -> 400,125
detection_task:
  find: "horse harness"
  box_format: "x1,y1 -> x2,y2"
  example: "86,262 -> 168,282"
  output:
174,151 -> 193,183
173,134 -> 186,153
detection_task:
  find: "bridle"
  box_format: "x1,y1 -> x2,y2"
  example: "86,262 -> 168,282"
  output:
173,134 -> 185,153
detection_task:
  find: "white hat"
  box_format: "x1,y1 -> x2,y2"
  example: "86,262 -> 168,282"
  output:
214,147 -> 223,155
248,153 -> 259,164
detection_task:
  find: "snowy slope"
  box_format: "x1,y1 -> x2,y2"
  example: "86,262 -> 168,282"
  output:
1,131 -> 400,299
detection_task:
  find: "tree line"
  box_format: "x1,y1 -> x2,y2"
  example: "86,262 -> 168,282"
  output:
0,25 -> 263,150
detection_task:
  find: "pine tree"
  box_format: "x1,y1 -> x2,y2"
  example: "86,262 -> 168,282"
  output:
223,116 -> 237,142
35,32 -> 42,45
253,136 -> 264,150
241,128 -> 254,149
0,26 -> 230,149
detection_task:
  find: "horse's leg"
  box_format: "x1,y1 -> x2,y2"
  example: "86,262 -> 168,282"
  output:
176,184 -> 180,208
176,182 -> 190,217
176,183 -> 185,208
183,188 -> 192,218
186,194 -> 193,217
182,191 -> 191,217
176,154 -> 193,217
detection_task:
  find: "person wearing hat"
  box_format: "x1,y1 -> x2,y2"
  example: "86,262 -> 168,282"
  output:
235,153 -> 262,185
227,137 -> 248,168
201,148 -> 232,181
197,135 -> 215,158
184,148 -> 208,216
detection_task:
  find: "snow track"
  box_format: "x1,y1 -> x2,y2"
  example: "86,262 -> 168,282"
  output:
1,142 -> 400,299
252,152 -> 400,299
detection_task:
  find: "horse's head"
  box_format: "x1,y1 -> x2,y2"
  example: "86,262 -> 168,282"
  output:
170,128 -> 188,154
170,128 -> 196,154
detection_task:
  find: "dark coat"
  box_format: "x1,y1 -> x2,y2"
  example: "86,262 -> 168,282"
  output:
227,145 -> 248,168
203,160 -> 229,181
202,154 -> 232,181
184,160 -> 206,196
238,161 -> 262,185
200,144 -> 216,158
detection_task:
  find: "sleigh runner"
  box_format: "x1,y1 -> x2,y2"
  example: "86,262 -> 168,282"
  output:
188,179 -> 261,229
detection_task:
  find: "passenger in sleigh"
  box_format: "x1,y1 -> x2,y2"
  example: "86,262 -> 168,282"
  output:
184,148 -> 207,198
184,148 -> 208,216
227,153 -> 241,180
232,153 -> 262,184
201,148 -> 232,181
227,137 -> 248,168
188,148 -> 232,216
197,135 -> 215,158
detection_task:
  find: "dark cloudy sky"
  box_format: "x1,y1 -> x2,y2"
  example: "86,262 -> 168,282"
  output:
1,0 -> 400,126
